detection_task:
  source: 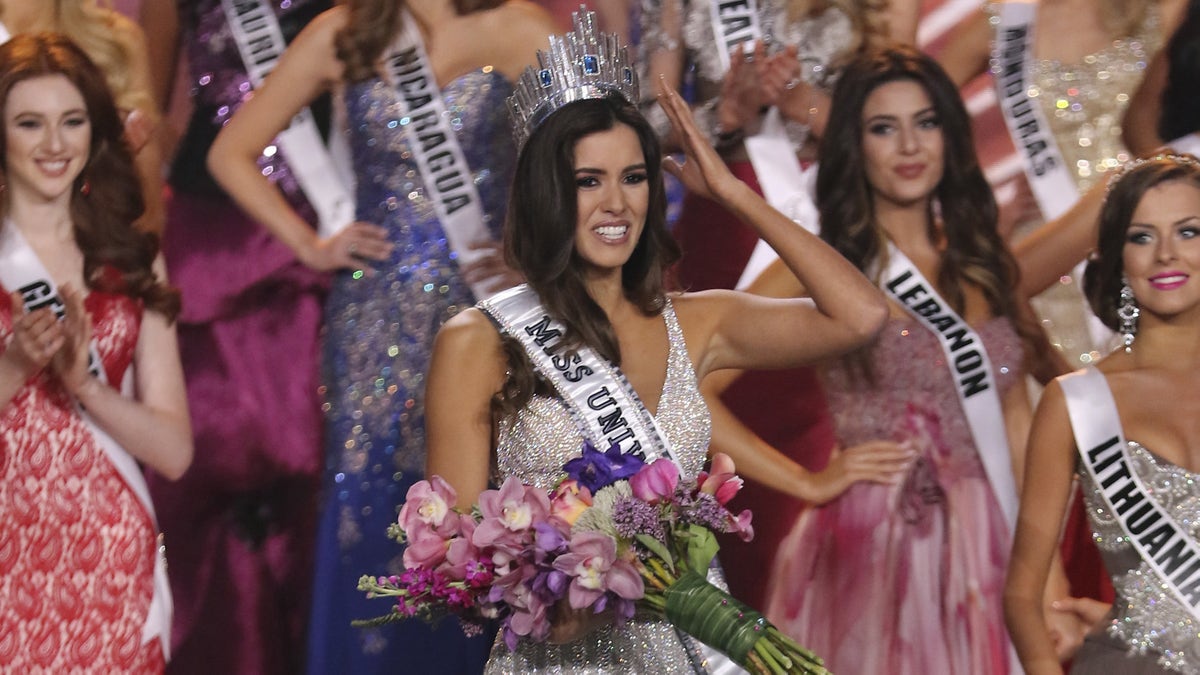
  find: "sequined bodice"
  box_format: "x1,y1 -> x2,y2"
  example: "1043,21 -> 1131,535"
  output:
495,299 -> 712,491
1012,6 -> 1161,192
170,0 -> 330,204
822,317 -> 1024,475
1080,443 -> 1200,673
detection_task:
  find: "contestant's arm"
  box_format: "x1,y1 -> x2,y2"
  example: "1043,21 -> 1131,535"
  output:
425,309 -> 506,509
1004,379 -> 1078,675
138,0 -> 181,110
656,81 -> 887,375
60,284 -> 193,480
112,14 -> 167,235
1122,47 -> 1169,156
208,9 -> 390,271
935,8 -> 992,88
1014,181 -> 1106,298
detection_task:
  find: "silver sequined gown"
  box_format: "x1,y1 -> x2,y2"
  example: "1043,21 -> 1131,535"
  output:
1075,443 -> 1200,674
486,299 -> 716,674
992,2 -> 1163,366
307,71 -> 514,673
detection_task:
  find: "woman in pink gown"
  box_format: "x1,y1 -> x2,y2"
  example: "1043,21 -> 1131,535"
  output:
0,34 -> 191,673
760,45 -> 1045,674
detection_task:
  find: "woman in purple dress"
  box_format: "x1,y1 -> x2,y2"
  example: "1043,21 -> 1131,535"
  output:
140,1 -> 331,672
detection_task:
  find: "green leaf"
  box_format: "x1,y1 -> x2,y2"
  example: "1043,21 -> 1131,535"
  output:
683,524 -> 720,573
635,534 -> 675,574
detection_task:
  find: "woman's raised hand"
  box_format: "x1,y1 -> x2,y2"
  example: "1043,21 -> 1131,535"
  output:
656,77 -> 743,203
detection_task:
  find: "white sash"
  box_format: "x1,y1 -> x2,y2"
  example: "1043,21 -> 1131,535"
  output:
0,221 -> 172,659
382,13 -> 501,301
1060,368 -> 1200,623
709,0 -> 819,293
992,1 -> 1079,220
1168,134 -> 1200,157
880,246 -> 1018,532
479,285 -> 677,463
0,20 -> 10,45
221,0 -> 354,238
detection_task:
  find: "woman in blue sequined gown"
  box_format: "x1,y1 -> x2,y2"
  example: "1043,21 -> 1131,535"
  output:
1006,156 -> 1200,673
207,0 -> 560,672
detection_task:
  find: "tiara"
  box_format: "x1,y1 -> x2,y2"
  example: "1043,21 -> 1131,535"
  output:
1106,152 -> 1200,193
508,6 -> 639,148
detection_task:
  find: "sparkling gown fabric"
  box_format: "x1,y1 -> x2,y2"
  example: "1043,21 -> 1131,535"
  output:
1074,439 -> 1200,674
993,2 -> 1162,366
766,317 -> 1025,675
0,290 -> 163,673
147,2 -> 329,672
487,299 -> 715,674
305,71 -> 514,674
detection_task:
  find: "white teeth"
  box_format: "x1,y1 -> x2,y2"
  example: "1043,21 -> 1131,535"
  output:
39,160 -> 68,172
1154,275 -> 1188,284
595,225 -> 628,240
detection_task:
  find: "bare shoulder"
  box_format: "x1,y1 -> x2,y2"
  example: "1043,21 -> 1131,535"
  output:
436,307 -> 504,357
667,289 -> 738,339
473,1 -> 561,78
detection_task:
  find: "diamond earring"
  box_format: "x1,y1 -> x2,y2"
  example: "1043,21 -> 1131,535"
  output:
1117,277 -> 1139,353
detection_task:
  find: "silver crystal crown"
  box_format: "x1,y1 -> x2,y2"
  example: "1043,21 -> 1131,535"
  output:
508,6 -> 639,148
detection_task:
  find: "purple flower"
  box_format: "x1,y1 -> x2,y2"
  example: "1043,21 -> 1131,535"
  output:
552,531 -> 644,609
563,441 -> 646,493
612,496 -> 665,543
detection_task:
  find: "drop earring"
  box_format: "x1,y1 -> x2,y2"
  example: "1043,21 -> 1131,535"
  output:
1117,276 -> 1139,353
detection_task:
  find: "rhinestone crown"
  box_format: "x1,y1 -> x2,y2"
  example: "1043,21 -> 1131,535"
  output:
508,6 -> 639,148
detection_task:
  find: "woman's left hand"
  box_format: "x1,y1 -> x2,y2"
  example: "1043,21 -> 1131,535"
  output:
50,283 -> 94,396
656,77 -> 744,203
460,241 -> 524,295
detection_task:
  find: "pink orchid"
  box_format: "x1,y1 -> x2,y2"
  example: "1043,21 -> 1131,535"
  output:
629,459 -> 678,504
729,508 -> 754,542
474,477 -> 552,551
553,531 -> 644,610
402,526 -> 451,570
397,477 -> 460,538
698,453 -> 743,506
549,480 -> 593,526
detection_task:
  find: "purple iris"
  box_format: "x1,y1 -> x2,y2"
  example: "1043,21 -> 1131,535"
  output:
562,441 -> 646,493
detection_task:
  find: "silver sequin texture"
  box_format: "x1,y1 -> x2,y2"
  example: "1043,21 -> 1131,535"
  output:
488,299 -> 714,674
1081,443 -> 1200,672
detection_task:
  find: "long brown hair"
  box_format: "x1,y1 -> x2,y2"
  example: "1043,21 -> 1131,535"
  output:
817,45 -> 1034,373
0,33 -> 179,319
335,0 -> 505,82
495,93 -> 678,415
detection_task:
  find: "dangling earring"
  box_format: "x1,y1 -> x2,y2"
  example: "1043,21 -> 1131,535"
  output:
1118,276 -> 1139,353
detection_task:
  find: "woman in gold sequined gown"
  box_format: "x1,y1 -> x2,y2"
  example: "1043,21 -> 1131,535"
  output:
1006,156 -> 1200,674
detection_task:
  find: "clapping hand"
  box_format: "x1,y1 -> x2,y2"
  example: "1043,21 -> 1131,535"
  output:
50,283 -> 94,396
4,291 -> 65,377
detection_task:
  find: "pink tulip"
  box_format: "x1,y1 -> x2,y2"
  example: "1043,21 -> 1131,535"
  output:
629,459 -> 678,504
698,452 -> 743,506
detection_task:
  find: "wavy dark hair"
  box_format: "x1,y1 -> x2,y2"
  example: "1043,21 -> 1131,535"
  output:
335,0 -> 505,83
1084,156 -> 1200,330
1159,0 -> 1200,142
495,93 -> 678,414
817,45 -> 1034,375
0,32 -> 179,320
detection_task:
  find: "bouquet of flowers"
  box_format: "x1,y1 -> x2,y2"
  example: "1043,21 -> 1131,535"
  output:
357,443 -> 827,674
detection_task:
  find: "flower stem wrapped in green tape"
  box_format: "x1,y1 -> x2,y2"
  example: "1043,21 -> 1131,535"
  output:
662,571 -> 828,675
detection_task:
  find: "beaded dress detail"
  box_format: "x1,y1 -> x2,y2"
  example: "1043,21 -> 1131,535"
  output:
991,2 -> 1162,366
1076,444 -> 1200,673
306,70 -> 515,673
767,317 -> 1025,674
487,299 -> 715,674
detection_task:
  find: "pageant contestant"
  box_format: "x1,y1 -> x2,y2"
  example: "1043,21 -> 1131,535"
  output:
762,46 -> 1046,674
1006,155 -> 1200,674
424,11 -> 895,672
139,0 -> 332,672
0,33 -> 191,673
207,0 -> 558,671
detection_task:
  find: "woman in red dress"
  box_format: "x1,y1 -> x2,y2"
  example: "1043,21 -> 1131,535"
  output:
0,33 -> 191,673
